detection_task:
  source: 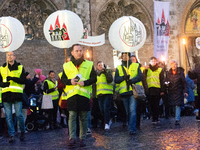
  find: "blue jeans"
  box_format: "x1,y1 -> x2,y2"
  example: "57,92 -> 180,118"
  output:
68,111 -> 88,140
175,106 -> 181,121
3,101 -> 25,136
98,94 -> 112,124
122,95 -> 137,132
87,111 -> 91,129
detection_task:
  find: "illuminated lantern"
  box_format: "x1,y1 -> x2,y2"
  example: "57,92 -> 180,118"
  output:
0,16 -> 25,52
108,16 -> 146,53
43,10 -> 83,48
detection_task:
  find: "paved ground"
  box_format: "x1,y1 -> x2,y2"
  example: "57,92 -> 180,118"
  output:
1,116 -> 200,150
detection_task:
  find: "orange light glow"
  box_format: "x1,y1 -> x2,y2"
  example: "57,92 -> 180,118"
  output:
161,55 -> 165,62
86,50 -> 89,58
183,38 -> 186,45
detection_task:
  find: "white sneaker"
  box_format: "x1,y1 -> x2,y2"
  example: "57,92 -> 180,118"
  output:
105,124 -> 110,130
87,128 -> 91,134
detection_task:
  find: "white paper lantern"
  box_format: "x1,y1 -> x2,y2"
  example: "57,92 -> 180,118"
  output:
43,10 -> 83,48
0,16 -> 25,52
109,16 -> 146,52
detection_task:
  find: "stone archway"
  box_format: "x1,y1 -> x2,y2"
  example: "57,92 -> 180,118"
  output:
179,0 -> 200,72
91,0 -> 154,69
0,0 -> 58,40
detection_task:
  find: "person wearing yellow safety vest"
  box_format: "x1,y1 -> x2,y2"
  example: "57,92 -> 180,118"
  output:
143,56 -> 165,125
43,70 -> 61,129
130,54 -> 145,130
61,44 -> 97,148
114,52 -> 142,135
96,61 -> 113,130
0,52 -> 26,143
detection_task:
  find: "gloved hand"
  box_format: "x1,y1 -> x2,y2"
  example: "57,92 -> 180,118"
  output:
7,76 -> 13,81
3,82 -> 10,87
127,80 -> 132,85
123,75 -> 130,80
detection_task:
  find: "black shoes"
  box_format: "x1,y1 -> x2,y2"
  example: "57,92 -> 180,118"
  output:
20,132 -> 25,141
129,131 -> 136,135
175,120 -> 180,125
80,139 -> 86,147
68,138 -> 76,147
9,136 -> 15,143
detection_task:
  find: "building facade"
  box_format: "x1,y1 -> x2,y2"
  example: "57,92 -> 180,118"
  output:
0,0 -> 199,76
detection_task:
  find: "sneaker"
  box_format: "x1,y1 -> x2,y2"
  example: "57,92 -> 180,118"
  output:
87,128 -> 91,134
80,139 -> 86,147
61,124 -> 68,128
196,116 -> 200,121
105,124 -> 110,130
54,124 -> 62,129
9,136 -> 15,143
20,132 -> 25,141
129,131 -> 136,135
175,120 -> 180,125
152,121 -> 157,125
68,138 -> 76,147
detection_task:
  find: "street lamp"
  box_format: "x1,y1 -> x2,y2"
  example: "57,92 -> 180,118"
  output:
183,38 -> 191,67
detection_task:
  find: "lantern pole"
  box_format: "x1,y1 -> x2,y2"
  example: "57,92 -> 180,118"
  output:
127,52 -> 129,75
65,48 -> 67,63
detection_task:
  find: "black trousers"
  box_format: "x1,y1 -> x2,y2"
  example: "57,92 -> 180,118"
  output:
148,95 -> 160,122
48,99 -> 59,125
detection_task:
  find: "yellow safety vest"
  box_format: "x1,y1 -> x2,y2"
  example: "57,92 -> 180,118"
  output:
1,65 -> 23,93
195,86 -> 198,96
58,72 -> 62,79
96,73 -> 113,96
117,63 -> 140,94
44,80 -> 59,100
62,60 -> 93,100
146,68 -> 162,88
0,88 -> 2,104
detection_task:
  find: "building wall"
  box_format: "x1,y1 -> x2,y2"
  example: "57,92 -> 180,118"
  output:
0,0 -> 197,77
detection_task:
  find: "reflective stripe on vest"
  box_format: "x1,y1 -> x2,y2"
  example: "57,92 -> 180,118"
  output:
1,65 -> 23,93
62,60 -> 93,100
44,80 -> 59,100
96,74 -> 113,96
117,63 -> 139,94
146,68 -> 162,88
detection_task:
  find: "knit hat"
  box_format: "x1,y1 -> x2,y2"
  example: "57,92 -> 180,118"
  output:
39,75 -> 46,82
34,69 -> 42,74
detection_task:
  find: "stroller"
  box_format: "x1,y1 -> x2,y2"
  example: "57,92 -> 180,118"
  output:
25,94 -> 51,131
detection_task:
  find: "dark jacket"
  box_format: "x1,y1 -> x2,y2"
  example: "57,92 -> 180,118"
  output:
114,60 -> 143,96
24,76 -> 39,97
167,68 -> 188,106
61,56 -> 97,111
188,65 -> 200,94
143,64 -> 164,96
0,61 -> 26,102
186,74 -> 195,102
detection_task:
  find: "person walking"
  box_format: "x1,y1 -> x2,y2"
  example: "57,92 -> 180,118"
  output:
61,44 -> 97,147
0,51 -> 26,143
96,61 -> 113,130
167,60 -> 188,125
143,56 -> 164,125
43,70 -> 61,129
114,52 -> 142,135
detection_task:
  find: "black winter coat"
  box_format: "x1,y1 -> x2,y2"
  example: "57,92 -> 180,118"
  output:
167,68 -> 187,106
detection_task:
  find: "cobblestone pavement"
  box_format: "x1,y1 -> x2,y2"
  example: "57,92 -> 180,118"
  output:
1,116 -> 200,150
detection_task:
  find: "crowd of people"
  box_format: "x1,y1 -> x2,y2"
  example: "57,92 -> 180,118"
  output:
0,44 -> 199,148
